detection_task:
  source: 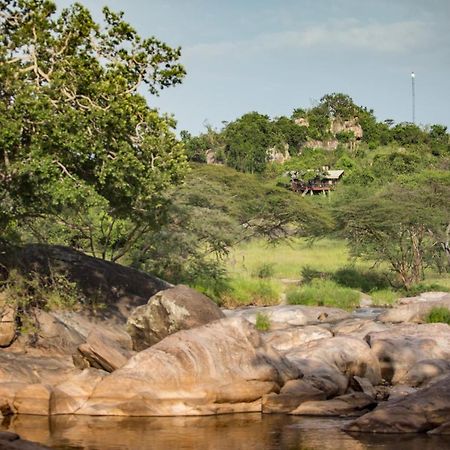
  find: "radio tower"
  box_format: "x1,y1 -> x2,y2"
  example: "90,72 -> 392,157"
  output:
411,72 -> 416,124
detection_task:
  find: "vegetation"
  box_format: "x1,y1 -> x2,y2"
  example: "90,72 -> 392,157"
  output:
255,312 -> 271,331
425,307 -> 450,325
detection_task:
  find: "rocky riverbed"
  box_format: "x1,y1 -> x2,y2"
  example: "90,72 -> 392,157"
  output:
1,279 -> 450,440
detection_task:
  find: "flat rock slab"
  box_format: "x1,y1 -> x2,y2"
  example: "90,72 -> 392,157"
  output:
225,305 -> 351,329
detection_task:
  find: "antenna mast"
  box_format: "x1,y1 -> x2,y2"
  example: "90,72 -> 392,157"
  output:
411,72 -> 416,124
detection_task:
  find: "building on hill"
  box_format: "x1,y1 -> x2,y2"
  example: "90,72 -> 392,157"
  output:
289,167 -> 344,196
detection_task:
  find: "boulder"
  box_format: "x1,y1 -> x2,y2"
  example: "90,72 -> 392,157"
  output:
344,374 -> 450,433
51,368 -> 107,414
291,392 -> 376,417
262,379 -> 326,413
379,293 -> 450,323
13,384 -> 53,415
332,319 -> 389,340
0,432 -> 51,450
127,285 -> 225,350
0,293 -> 16,347
77,328 -> 134,372
388,385 -> 417,401
76,317 -> 299,416
397,359 -> 450,387
225,305 -> 351,330
366,323 -> 450,383
262,325 -> 332,353
429,422 -> 450,434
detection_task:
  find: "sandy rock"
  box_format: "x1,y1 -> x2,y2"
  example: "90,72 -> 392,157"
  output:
428,422 -> 450,434
262,326 -> 332,353
127,285 -> 225,350
379,293 -> 450,323
76,317 -> 299,416
262,379 -> 326,413
13,384 -> 53,415
352,376 -> 376,398
397,359 -> 450,387
332,319 -> 388,340
225,305 -> 351,330
291,392 -> 376,417
0,382 -> 29,415
0,293 -> 16,347
344,374 -> 450,433
51,368 -> 107,414
367,323 -> 450,383
286,336 -> 381,386
388,384 -> 417,401
77,328 -> 134,372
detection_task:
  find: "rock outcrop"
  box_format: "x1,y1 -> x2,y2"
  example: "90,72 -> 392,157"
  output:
127,285 -> 225,350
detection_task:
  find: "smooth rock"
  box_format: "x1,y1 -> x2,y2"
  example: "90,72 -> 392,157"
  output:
0,431 -> 51,449
262,379 -> 326,413
127,285 -> 225,350
262,326 -> 332,353
0,293 -> 16,347
367,323 -> 450,383
226,305 -> 351,330
77,317 -> 299,416
332,319 -> 388,340
291,392 -> 377,417
398,359 -> 450,387
428,422 -> 450,434
344,374 -> 450,433
352,376 -> 376,398
77,328 -> 133,372
14,384 -> 52,415
388,384 -> 417,401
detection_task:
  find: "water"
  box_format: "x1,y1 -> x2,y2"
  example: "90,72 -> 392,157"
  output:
1,414 -> 449,450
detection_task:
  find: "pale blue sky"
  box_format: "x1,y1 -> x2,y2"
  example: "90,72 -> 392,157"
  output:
54,0 -> 450,134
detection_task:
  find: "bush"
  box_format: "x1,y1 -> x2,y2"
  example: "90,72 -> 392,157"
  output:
222,277 -> 281,307
332,267 -> 390,292
255,312 -> 271,331
404,283 -> 450,297
425,307 -> 450,325
253,263 -> 275,279
300,265 -> 330,284
286,279 -> 360,311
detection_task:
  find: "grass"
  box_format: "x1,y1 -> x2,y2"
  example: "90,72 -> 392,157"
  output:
255,312 -> 271,331
425,307 -> 450,325
286,279 -> 360,311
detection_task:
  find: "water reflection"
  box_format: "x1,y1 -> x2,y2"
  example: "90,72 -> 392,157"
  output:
1,414 -> 448,450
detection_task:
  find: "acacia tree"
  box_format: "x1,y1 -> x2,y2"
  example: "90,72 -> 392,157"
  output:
0,0 -> 187,260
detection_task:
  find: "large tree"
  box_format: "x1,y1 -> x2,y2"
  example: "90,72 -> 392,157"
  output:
0,0 -> 187,260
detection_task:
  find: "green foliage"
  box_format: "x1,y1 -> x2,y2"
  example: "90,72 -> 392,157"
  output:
332,267 -> 390,292
404,283 -> 450,297
0,0 -> 187,260
255,312 -> 271,331
286,279 -> 360,311
253,263 -> 275,279
223,277 -> 281,307
425,307 -> 450,325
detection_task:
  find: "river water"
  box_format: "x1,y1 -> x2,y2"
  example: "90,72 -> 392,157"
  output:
1,413 -> 448,450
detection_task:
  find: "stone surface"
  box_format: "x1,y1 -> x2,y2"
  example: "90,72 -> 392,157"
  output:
51,368 -> 107,415
352,376 -> 376,398
13,384 -> 53,415
366,323 -> 450,383
225,305 -> 351,330
344,374 -> 450,433
262,326 -> 332,353
379,293 -> 450,323
291,392 -> 376,417
262,379 -> 326,413
398,359 -> 450,387
76,317 -> 299,416
77,328 -> 133,372
332,319 -> 388,340
428,422 -> 450,434
127,284 -> 225,350
388,385 -> 417,401
0,431 -> 52,449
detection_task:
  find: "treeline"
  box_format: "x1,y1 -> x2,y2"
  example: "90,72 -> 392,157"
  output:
181,93 -> 450,173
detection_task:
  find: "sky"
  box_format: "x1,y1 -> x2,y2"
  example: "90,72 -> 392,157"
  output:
54,0 -> 450,134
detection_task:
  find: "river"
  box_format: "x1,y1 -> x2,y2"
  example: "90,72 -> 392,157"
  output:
1,413 -> 448,450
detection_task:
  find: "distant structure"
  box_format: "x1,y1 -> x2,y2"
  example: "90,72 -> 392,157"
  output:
289,167 -> 344,196
411,72 -> 416,124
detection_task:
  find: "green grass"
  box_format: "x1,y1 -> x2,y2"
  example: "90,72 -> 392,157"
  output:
286,279 -> 360,311
425,307 -> 450,325
255,312 -> 271,331
369,289 -> 400,306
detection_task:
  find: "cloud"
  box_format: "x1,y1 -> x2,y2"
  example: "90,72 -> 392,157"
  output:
185,19 -> 433,59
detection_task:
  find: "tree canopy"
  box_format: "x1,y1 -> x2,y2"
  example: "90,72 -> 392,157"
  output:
0,0 -> 187,259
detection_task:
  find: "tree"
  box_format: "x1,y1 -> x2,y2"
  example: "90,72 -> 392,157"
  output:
334,174 -> 450,288
0,0 -> 187,260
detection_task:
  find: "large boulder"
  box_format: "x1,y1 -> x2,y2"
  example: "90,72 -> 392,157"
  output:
366,323 -> 450,383
74,317 -> 299,416
0,432 -> 51,450
344,374 -> 450,433
332,318 -> 389,340
127,285 -> 225,350
379,292 -> 450,323
225,305 -> 351,330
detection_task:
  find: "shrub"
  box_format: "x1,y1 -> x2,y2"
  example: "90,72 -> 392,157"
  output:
332,267 -> 390,292
253,263 -> 275,279
255,312 -> 271,331
222,277 -> 281,307
405,283 -> 450,297
425,307 -> 450,325
300,265 -> 330,284
286,279 -> 360,311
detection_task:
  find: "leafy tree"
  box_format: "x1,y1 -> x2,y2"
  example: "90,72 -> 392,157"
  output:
319,93 -> 359,120
0,0 -> 187,260
223,112 -> 274,173
272,116 -> 307,155
391,122 -> 426,146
